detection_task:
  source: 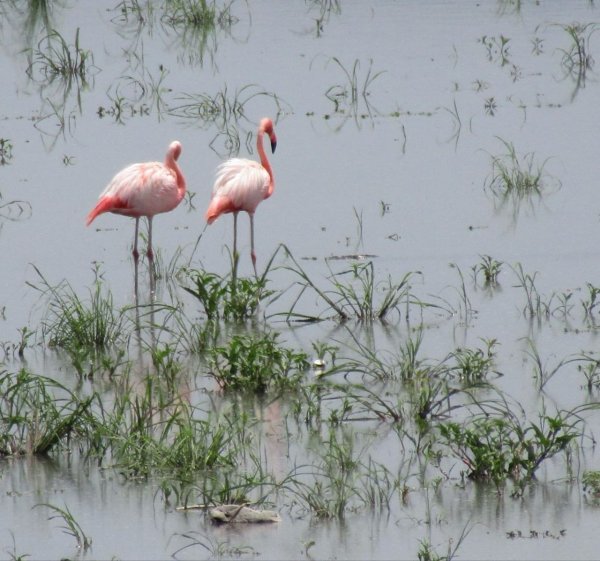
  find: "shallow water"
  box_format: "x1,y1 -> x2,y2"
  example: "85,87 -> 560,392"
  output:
2,1 -> 600,559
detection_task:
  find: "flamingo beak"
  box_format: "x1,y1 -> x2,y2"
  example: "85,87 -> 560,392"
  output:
270,134 -> 277,154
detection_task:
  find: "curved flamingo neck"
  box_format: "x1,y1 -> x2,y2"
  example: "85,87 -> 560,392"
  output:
257,127 -> 274,198
166,145 -> 186,202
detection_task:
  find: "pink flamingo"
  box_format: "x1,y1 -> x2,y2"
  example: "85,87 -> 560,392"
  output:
205,118 -> 277,276
86,141 -> 186,263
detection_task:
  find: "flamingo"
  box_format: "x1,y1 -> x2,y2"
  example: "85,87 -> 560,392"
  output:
205,117 -> 277,276
86,141 -> 186,264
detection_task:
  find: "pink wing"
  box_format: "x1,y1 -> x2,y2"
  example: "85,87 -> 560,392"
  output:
87,161 -> 180,224
205,158 -> 270,223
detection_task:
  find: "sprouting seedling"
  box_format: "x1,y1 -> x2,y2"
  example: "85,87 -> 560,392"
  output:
582,282 -> 600,319
478,34 -> 511,66
442,99 -> 463,148
307,0 -> 341,37
484,138 -> 559,220
472,254 -> 503,287
553,21 -> 599,97
324,57 -> 385,121
0,138 -> 13,165
35,503 -> 92,550
26,28 -> 94,83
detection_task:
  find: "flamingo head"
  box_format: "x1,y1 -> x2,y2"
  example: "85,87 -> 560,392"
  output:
167,141 -> 183,162
259,118 -> 277,154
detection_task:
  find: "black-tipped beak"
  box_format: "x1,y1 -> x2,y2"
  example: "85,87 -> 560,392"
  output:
270,136 -> 277,154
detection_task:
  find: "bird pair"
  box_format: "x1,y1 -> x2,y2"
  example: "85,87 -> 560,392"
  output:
86,118 -> 277,277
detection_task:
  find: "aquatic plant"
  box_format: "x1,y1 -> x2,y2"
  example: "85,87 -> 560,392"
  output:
472,254 -> 503,286
26,28 -> 93,83
554,22 -> 599,96
171,531 -> 256,559
575,353 -> 600,392
416,523 -> 471,561
485,138 -> 553,203
0,369 -> 94,456
511,263 -> 554,319
30,266 -> 127,352
581,282 -> 600,319
324,57 -> 385,122
438,406 -> 585,487
280,247 -> 414,322
162,0 -> 235,28
182,267 -> 274,321
445,339 -> 499,382
523,338 -> 579,391
35,503 -> 92,551
0,138 -> 13,165
583,470 -> 600,496
307,0 -> 341,37
208,332 -> 309,393
479,34 -> 511,66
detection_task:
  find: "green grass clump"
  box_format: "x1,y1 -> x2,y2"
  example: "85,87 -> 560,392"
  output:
485,138 -> 557,209
182,268 -> 274,321
583,470 -> 600,496
208,332 -> 309,393
35,503 -> 92,551
26,28 -> 93,83
438,408 -> 583,488
31,266 -> 127,352
0,368 -> 94,456
282,248 -> 414,322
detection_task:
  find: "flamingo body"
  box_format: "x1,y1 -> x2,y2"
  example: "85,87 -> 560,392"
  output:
205,118 -> 277,274
86,141 -> 186,261
205,158 -> 271,223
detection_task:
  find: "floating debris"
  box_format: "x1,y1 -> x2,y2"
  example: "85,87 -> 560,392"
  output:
209,504 -> 281,524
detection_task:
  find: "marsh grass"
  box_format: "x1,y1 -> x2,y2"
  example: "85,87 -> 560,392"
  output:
0,369 -> 94,456
279,246 -> 414,322
523,337 -> 580,391
308,0 -> 341,37
512,263 -> 555,319
162,0 -> 235,28
323,56 -> 385,125
472,254 -> 503,287
438,405 -> 585,487
479,34 -> 511,66
583,470 -> 600,496
26,28 -> 93,84
208,332 -> 309,393
93,375 -> 240,479
581,282 -> 600,319
182,266 -> 275,321
485,139 -> 557,214
445,339 -> 499,382
30,265 -> 127,353
0,137 -> 13,165
35,503 -> 92,550
554,22 -> 599,95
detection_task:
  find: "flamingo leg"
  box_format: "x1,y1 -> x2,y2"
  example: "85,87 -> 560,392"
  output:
146,216 -> 154,261
232,211 -> 239,286
133,217 -> 140,263
147,216 -> 157,295
249,212 -> 258,278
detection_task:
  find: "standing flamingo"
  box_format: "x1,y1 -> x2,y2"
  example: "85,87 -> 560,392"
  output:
86,141 -> 186,264
205,118 -> 277,277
